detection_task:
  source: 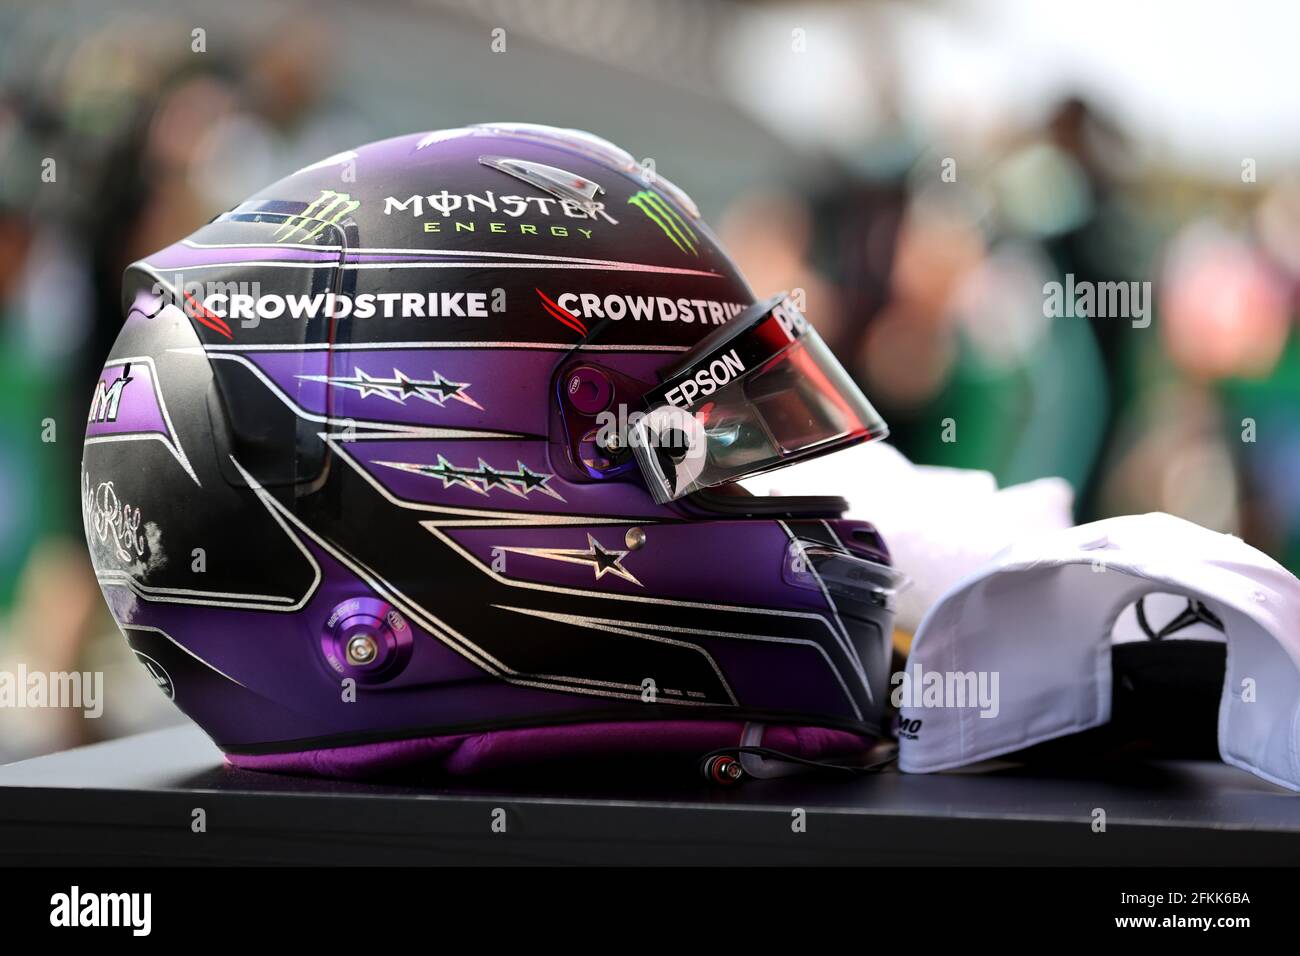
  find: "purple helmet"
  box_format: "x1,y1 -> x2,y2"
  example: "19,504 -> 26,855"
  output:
81,124 -> 899,778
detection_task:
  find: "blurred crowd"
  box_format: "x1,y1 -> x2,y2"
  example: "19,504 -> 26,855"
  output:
721,94 -> 1300,569
0,1 -> 1297,759
0,8 -> 369,756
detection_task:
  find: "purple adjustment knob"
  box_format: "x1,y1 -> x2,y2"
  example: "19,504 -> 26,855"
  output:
565,365 -> 614,415
320,597 -> 413,684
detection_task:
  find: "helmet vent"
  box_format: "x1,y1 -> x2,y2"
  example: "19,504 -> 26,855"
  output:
479,154 -> 610,220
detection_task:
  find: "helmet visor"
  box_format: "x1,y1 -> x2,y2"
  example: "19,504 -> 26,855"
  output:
630,295 -> 887,503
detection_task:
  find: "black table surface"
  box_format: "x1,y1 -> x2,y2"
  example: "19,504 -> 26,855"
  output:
0,725 -> 1295,865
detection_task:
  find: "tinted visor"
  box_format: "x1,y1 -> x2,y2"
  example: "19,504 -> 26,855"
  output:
631,294 -> 887,503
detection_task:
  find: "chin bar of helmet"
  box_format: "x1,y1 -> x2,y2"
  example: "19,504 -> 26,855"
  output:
699,744 -> 898,786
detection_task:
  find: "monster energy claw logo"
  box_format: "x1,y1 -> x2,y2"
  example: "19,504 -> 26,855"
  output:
276,190 -> 360,243
628,190 -> 698,256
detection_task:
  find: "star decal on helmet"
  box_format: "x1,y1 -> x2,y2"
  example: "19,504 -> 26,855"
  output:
493,533 -> 642,586
375,456 -> 565,501
298,367 -> 483,409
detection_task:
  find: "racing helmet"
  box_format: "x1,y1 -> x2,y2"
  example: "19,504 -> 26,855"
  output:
81,124 -> 899,778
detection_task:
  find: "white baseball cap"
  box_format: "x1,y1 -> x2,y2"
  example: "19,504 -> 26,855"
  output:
898,512 -> 1300,792
743,441 -> 1074,632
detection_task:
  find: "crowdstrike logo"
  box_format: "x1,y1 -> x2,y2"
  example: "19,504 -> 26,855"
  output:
197,290 -> 493,329
50,886 -> 151,936
151,275 -> 260,339
549,291 -> 747,326
891,664 -> 1000,719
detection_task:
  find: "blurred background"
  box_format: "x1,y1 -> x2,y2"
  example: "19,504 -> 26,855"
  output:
0,0 -> 1297,759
